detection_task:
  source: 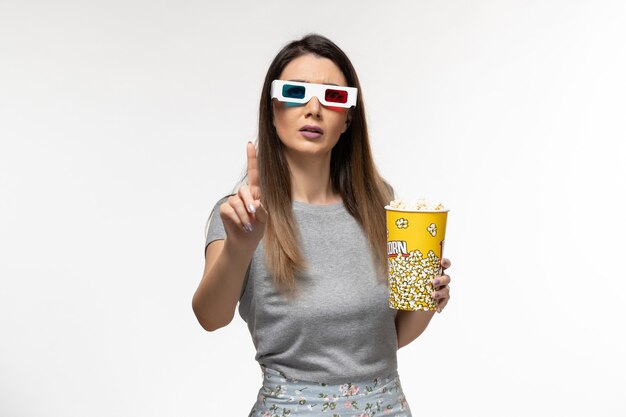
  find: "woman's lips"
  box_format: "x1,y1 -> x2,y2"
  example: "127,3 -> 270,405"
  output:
299,124 -> 323,139
299,131 -> 323,139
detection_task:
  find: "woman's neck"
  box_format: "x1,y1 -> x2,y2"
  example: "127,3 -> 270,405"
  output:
284,151 -> 341,205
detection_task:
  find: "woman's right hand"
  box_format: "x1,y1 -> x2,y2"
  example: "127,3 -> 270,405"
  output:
219,141 -> 269,252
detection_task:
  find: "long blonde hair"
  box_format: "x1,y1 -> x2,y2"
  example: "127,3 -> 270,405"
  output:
251,34 -> 394,293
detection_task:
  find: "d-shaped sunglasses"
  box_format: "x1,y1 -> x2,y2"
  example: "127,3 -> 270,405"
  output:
270,80 -> 358,108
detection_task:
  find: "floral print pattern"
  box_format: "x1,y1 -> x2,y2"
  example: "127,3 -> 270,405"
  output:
248,365 -> 412,417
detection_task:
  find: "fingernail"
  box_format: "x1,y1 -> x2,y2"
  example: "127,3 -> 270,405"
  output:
243,223 -> 253,233
248,204 -> 256,214
432,292 -> 438,299
432,279 -> 441,286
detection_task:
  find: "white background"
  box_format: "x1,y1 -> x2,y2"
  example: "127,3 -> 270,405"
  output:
1,1 -> 625,416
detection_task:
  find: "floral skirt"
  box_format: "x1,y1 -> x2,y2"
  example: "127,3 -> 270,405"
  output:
248,365 -> 412,417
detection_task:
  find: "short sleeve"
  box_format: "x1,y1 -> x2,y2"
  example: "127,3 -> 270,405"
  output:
204,196 -> 229,257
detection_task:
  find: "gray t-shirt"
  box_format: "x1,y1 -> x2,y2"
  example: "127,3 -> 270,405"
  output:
205,197 -> 398,383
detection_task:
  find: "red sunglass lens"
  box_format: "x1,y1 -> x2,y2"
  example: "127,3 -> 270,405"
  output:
325,89 -> 348,104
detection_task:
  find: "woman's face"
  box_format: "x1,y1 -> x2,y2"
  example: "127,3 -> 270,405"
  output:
272,54 -> 351,162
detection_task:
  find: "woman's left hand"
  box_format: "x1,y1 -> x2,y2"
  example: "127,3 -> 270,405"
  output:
431,258 -> 452,313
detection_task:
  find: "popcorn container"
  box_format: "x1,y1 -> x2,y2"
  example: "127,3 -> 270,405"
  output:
386,206 -> 449,311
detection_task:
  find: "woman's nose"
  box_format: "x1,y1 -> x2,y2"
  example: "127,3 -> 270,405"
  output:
305,96 -> 322,118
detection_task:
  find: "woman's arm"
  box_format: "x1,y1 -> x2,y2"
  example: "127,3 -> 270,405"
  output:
395,310 -> 436,348
192,239 -> 254,331
192,142 -> 268,332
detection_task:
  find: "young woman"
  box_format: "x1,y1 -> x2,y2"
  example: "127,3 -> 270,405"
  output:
193,34 -> 452,417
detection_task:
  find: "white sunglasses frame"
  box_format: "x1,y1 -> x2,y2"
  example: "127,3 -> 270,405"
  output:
270,80 -> 358,108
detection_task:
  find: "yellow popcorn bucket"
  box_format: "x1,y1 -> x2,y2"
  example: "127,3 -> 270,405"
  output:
385,207 -> 449,311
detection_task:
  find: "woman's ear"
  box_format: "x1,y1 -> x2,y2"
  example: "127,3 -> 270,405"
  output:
342,109 -> 353,133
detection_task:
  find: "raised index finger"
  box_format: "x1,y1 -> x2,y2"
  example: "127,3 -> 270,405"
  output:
246,141 -> 260,197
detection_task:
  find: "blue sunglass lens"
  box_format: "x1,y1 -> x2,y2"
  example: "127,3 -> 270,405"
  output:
282,84 -> 306,99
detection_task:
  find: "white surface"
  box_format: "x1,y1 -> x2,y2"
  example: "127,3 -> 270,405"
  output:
1,1 -> 625,416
